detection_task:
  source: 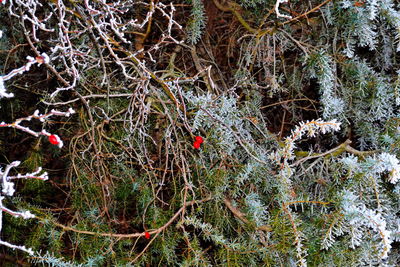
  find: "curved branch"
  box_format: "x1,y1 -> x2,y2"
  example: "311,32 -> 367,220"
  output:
224,198 -> 272,232
37,197 -> 212,238
292,139 -> 380,167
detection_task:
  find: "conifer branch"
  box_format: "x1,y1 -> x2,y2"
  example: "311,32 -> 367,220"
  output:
38,197 -> 212,238
224,198 -> 272,232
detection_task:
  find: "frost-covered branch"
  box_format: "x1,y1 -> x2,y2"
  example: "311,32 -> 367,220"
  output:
0,53 -> 49,98
0,108 -> 75,148
275,0 -> 292,19
0,6 -> 75,254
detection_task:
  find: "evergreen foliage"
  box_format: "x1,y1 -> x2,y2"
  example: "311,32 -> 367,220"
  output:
186,0 -> 206,44
0,0 -> 400,266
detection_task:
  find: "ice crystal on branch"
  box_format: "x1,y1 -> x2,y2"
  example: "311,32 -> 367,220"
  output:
275,0 -> 292,19
0,108 -> 75,148
0,52 -> 50,99
0,104 -> 73,254
307,50 -> 345,120
340,190 -> 392,259
338,0 -> 400,60
273,119 -> 341,165
0,161 -> 48,255
186,0 -> 206,44
0,7 -> 74,254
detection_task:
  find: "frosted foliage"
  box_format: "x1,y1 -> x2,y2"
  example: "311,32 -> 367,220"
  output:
340,0 -> 400,57
235,161 -> 259,185
185,92 -> 247,155
239,0 -> 268,8
343,38 -> 356,58
0,160 -> 49,255
340,190 -> 392,259
395,70 -> 400,105
340,59 -> 395,148
321,214 -> 346,250
244,193 -> 268,227
340,155 -> 360,171
340,0 -> 353,8
323,150 -> 400,263
184,216 -> 237,249
379,0 -> 400,52
278,119 -> 341,162
187,0 -> 206,44
375,153 -> 400,184
394,184 -> 400,196
29,251 -> 84,267
269,119 -> 341,204
392,220 -> 400,242
321,2 -> 334,25
308,51 -> 345,120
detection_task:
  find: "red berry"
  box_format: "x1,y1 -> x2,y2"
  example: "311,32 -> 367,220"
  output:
195,136 -> 204,144
36,56 -> 45,64
193,141 -> 201,149
144,231 -> 150,239
48,135 -> 59,145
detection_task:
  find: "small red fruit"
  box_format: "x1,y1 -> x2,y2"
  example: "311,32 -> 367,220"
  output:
354,1 -> 365,7
48,135 -> 59,145
144,231 -> 150,239
195,136 -> 204,144
36,56 -> 45,64
193,141 -> 201,149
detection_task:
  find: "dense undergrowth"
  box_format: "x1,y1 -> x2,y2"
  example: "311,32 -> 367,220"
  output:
0,0 -> 400,266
